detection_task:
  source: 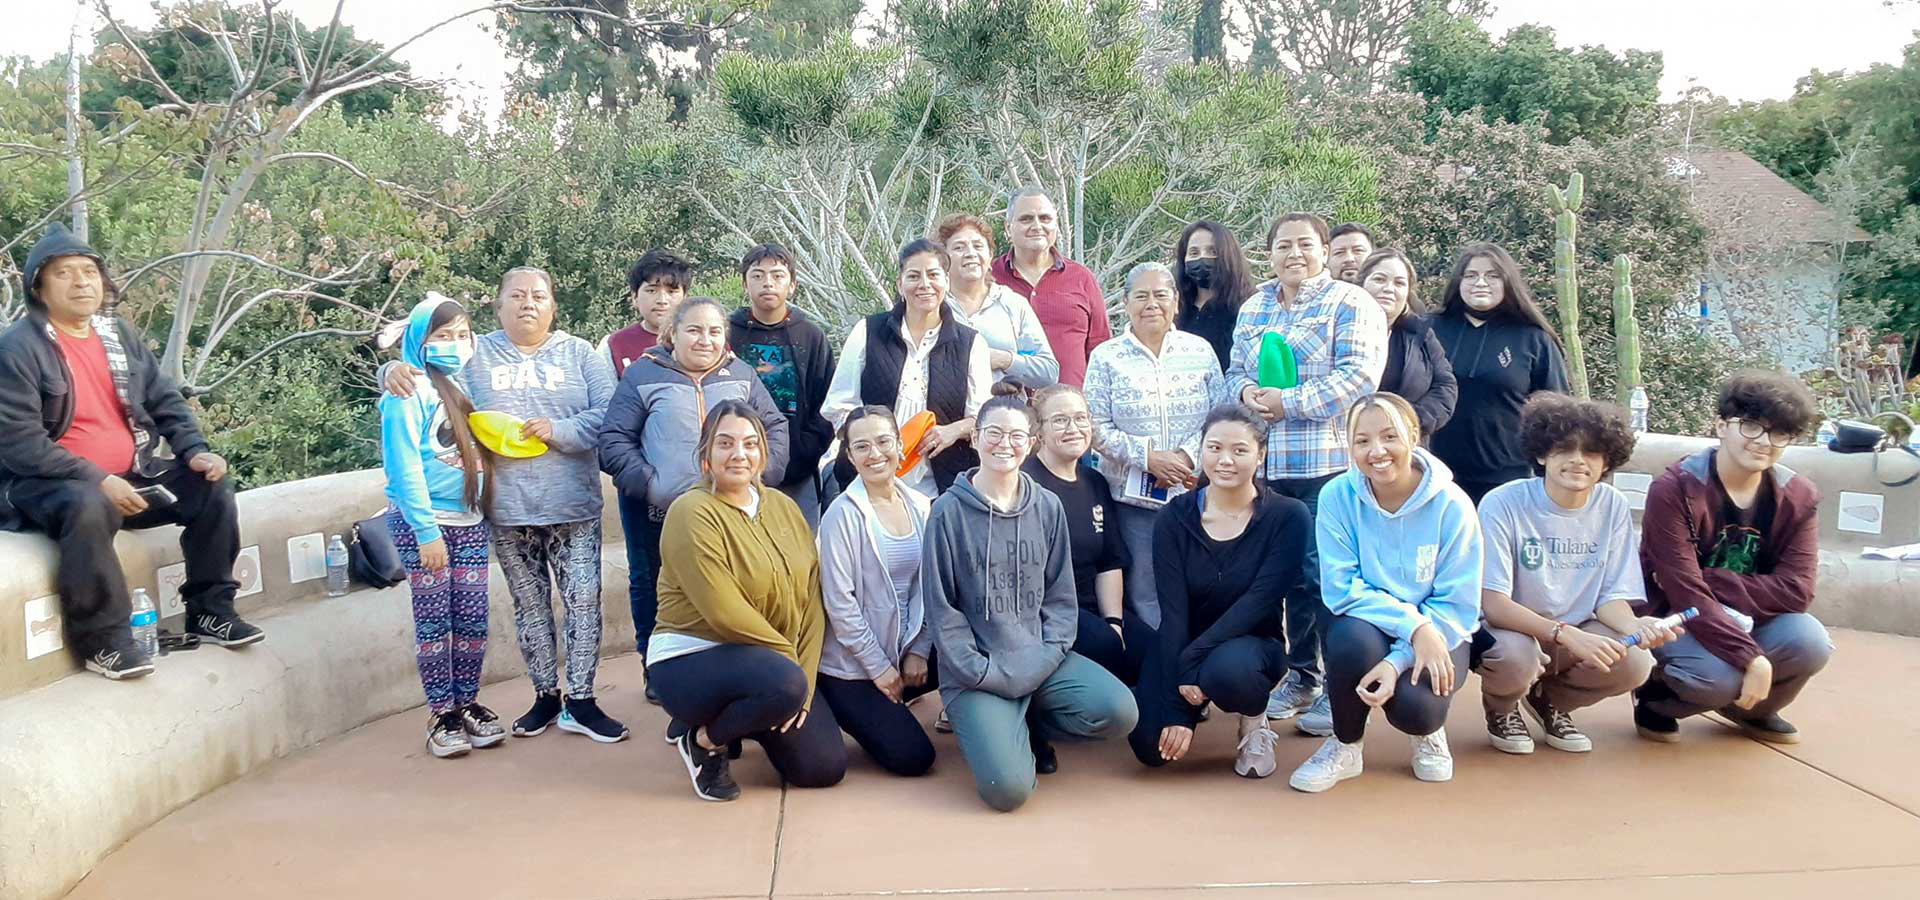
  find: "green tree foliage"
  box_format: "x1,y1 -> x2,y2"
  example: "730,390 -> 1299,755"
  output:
1396,13 -> 1661,144
496,1 -> 753,118
1240,0 -> 1492,94
732,0 -> 862,58
1191,0 -> 1226,64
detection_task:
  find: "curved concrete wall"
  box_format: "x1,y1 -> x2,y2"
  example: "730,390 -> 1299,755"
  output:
3,440 -> 1918,900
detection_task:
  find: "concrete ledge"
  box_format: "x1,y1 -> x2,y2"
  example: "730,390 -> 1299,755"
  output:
0,557 -> 638,900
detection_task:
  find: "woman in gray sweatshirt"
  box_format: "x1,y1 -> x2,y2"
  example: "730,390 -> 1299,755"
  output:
923,385 -> 1139,811
815,406 -> 938,776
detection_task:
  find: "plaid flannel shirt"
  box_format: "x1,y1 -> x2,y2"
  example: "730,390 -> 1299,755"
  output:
1223,273 -> 1388,480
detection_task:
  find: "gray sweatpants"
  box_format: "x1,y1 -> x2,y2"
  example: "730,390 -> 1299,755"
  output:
493,519 -> 604,699
1114,502 -> 1161,628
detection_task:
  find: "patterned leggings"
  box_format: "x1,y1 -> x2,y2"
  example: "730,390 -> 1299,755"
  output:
493,520 -> 604,699
389,509 -> 491,715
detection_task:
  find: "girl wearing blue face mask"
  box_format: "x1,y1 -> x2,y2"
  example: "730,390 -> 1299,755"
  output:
381,293 -> 501,759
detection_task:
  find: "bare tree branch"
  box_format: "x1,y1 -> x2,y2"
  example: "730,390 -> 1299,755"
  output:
94,1 -> 191,109
184,327 -> 377,397
120,250 -> 371,295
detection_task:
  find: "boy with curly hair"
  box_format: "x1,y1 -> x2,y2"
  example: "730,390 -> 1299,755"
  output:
1634,370 -> 1830,745
1472,394 -> 1682,755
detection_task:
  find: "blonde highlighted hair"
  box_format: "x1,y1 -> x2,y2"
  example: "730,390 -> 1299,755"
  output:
1344,392 -> 1421,447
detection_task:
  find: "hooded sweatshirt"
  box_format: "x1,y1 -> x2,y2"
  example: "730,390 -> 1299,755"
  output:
923,469 -> 1078,702
1317,447 -> 1483,675
1429,311 -> 1569,487
817,477 -> 935,681
1140,484 -> 1311,728
728,306 -> 835,490
464,329 -> 614,526
380,296 -> 484,544
597,344 -> 791,513
0,225 -> 210,528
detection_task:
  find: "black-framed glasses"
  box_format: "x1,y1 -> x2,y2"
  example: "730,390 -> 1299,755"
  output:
1728,417 -> 1796,448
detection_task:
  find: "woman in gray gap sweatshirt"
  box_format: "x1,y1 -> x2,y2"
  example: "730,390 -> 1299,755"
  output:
922,387 -> 1138,812
380,267 -> 626,743
815,406 -> 938,777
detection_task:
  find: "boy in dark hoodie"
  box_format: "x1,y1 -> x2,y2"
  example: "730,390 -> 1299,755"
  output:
922,388 -> 1138,812
1635,371 -> 1830,745
0,225 -> 262,679
729,244 -> 835,527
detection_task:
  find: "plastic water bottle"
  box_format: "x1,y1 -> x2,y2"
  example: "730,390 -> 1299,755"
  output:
1628,386 -> 1649,435
1816,419 -> 1837,449
130,588 -> 158,659
325,534 -> 350,597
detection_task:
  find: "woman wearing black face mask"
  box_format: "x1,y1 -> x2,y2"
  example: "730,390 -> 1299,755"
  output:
1174,221 -> 1258,371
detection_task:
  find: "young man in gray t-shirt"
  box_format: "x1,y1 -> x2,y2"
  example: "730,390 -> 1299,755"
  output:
1472,396 -> 1684,754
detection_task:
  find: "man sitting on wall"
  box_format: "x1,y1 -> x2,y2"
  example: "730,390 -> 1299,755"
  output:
0,225 -> 263,681
1634,370 -> 1829,744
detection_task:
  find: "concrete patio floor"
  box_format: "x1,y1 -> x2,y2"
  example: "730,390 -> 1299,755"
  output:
65,629 -> 1920,899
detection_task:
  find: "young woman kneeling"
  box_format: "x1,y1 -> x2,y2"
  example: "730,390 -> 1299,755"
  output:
1290,393 -> 1482,793
924,384 -> 1140,812
1127,404 -> 1312,778
651,402 -> 846,802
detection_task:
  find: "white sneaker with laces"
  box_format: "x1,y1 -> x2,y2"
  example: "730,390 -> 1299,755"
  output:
1234,715 -> 1279,778
1411,729 -> 1454,782
1288,737 -> 1363,793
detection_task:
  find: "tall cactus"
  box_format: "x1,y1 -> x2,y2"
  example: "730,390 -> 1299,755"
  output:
1545,172 -> 1590,398
1614,254 -> 1643,406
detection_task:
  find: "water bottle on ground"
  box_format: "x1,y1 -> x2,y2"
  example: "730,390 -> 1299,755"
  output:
1628,385 -> 1649,435
325,534 -> 350,597
130,588 -> 158,659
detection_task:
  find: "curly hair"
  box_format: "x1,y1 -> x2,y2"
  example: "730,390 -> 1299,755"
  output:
1717,369 -> 1818,436
1518,393 -> 1637,473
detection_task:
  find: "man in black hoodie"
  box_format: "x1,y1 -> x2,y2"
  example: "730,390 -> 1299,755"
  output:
0,225 -> 263,680
729,243 -> 835,526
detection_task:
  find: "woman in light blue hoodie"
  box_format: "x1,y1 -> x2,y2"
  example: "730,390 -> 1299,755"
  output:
380,294 -> 502,760
1289,392 -> 1482,793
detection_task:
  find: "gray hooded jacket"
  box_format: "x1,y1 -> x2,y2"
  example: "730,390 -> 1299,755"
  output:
922,469 -> 1077,702
816,477 -> 935,681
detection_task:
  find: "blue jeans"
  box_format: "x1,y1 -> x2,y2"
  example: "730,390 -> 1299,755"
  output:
1645,612 -> 1833,719
1269,472 -> 1337,687
617,493 -> 666,654
944,652 -> 1138,812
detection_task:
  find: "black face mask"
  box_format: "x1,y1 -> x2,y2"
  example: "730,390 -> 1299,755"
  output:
1183,259 -> 1216,289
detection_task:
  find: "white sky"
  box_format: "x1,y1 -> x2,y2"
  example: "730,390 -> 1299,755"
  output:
4,0 -> 1918,121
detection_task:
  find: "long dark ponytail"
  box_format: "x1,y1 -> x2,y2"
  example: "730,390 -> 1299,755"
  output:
424,300 -> 494,516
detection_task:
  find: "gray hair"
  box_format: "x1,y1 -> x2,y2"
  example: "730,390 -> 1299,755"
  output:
1124,261 -> 1175,295
1003,186 -> 1053,222
497,266 -> 556,299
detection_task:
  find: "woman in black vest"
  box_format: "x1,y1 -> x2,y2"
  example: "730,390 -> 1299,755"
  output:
822,238 -> 994,495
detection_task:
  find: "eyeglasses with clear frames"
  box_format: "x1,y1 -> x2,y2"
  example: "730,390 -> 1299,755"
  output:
980,426 -> 1032,447
1045,413 -> 1092,430
849,436 -> 899,456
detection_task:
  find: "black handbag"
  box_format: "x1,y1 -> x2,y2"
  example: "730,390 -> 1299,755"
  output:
348,510 -> 406,588
1825,418 -> 1920,487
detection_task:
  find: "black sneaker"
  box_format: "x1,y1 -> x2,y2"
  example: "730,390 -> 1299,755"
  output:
187,613 -> 264,648
674,728 -> 741,802
1031,735 -> 1059,775
1718,707 -> 1801,744
1524,688 -> 1592,753
85,644 -> 154,680
1633,691 -> 1681,743
514,693 -> 563,737
460,702 -> 507,748
558,696 -> 630,743
664,718 -> 689,745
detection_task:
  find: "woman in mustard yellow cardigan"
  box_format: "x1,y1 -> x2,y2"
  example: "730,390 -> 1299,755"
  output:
648,399 -> 846,802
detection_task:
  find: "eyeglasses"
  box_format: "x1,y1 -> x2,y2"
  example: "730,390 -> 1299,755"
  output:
979,427 -> 1032,447
1728,417 -> 1796,448
1044,413 -> 1092,430
848,437 -> 898,456
1464,271 -> 1505,284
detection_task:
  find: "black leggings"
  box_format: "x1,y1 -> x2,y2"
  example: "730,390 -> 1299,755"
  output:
1127,634 -> 1287,767
1074,607 -> 1155,686
1326,615 -> 1468,744
649,644 -> 847,789
816,673 -> 938,777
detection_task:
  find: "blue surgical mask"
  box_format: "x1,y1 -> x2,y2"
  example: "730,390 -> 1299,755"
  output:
423,339 -> 472,374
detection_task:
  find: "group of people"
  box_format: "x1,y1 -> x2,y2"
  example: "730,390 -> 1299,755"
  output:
0,190 -> 1834,815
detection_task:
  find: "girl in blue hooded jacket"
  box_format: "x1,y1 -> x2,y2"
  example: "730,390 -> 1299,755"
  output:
1289,392 -> 1483,794
380,293 -> 502,760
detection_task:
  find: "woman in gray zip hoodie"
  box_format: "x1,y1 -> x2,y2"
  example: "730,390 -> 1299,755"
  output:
815,406 -> 939,776
923,386 -> 1139,811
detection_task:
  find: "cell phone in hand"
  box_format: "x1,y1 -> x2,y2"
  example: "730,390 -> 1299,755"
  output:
135,484 -> 178,507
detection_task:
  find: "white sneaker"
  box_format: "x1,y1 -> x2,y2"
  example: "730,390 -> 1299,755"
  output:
1295,693 -> 1333,737
1234,715 -> 1279,778
1411,729 -> 1453,782
1288,737 -> 1363,793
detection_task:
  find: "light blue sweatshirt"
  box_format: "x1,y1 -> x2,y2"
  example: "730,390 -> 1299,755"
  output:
465,329 -> 613,526
1316,446 -> 1482,675
380,296 -> 482,543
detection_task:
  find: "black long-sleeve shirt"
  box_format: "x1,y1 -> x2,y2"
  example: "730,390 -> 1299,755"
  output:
1140,484 -> 1310,728
1428,312 -> 1569,488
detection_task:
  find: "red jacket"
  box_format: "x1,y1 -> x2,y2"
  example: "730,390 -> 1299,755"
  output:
1639,448 -> 1821,670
